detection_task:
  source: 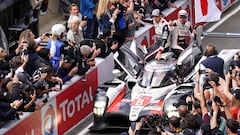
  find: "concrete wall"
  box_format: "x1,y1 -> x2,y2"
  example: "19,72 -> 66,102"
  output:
39,0 -> 65,34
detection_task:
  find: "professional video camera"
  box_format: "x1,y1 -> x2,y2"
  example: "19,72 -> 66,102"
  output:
143,114 -> 168,131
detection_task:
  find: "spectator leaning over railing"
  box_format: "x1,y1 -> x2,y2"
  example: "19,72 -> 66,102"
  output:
55,55 -> 78,84
94,28 -> 118,58
0,98 -> 23,122
47,24 -> 66,72
0,70 -> 21,103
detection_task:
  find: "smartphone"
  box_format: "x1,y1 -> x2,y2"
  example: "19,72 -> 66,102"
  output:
45,33 -> 52,37
59,84 -> 62,90
198,69 -> 206,74
22,49 -> 28,55
187,101 -> 193,111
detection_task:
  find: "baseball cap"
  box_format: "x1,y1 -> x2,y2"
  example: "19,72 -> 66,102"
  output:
151,9 -> 161,17
63,55 -> 75,63
178,9 -> 187,16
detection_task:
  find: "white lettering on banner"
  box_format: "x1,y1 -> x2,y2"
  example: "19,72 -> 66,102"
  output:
60,86 -> 94,121
24,129 -> 34,135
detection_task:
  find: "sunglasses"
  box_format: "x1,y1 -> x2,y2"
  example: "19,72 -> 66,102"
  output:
179,15 -> 187,18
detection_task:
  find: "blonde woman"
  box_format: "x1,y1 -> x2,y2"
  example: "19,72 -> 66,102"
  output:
96,0 -> 120,34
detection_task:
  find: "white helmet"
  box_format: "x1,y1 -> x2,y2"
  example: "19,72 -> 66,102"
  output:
51,24 -> 66,36
178,9 -> 187,17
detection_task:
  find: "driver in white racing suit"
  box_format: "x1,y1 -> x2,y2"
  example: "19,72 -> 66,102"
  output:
168,9 -> 196,58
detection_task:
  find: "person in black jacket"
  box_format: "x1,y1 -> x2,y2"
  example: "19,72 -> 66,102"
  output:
0,99 -> 23,121
94,28 -> 118,58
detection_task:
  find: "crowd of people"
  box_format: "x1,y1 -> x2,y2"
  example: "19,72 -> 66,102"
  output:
124,44 -> 240,135
0,0 -> 181,127
0,0 -> 212,133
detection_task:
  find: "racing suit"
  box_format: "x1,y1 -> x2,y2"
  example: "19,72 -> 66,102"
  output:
168,19 -> 194,57
153,17 -> 168,40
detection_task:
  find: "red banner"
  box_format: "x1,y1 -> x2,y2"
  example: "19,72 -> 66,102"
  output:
56,69 -> 98,134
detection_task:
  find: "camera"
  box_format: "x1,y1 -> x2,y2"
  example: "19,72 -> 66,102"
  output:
22,49 -> 28,56
203,78 -> 212,89
39,67 -> 48,73
82,16 -> 88,21
45,33 -> 52,37
202,74 -> 212,89
144,114 -> 168,131
198,69 -> 206,74
213,96 -> 223,106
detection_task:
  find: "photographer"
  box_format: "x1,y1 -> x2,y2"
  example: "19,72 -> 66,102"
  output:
194,72 -> 228,134
223,65 -> 240,121
0,99 -> 23,121
55,55 -> 78,83
168,116 -> 183,134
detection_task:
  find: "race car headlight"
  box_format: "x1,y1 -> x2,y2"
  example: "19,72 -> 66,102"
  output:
164,105 -> 179,118
93,97 -> 108,117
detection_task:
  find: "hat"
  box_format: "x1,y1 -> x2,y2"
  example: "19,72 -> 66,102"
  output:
0,70 -> 8,80
151,9 -> 161,17
208,72 -> 220,85
173,100 -> 187,108
232,89 -> 240,99
63,55 -> 75,63
178,9 -> 187,16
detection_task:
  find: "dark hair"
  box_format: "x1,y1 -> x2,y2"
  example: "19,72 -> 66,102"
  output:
201,123 -> 211,135
169,116 -> 180,128
226,119 -> 239,133
38,48 -> 50,60
185,113 -> 201,130
26,38 -> 37,52
204,44 -> 218,57
68,3 -> 78,11
147,130 -> 161,135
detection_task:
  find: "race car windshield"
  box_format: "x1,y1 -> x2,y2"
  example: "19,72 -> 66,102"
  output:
140,69 -> 166,87
140,61 -> 173,87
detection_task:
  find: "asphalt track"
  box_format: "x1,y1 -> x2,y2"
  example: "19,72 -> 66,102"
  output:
70,2 -> 240,135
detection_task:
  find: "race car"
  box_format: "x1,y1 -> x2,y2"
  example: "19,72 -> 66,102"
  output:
90,38 -> 203,130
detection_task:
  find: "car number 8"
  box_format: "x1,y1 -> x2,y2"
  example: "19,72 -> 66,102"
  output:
136,99 -> 144,106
